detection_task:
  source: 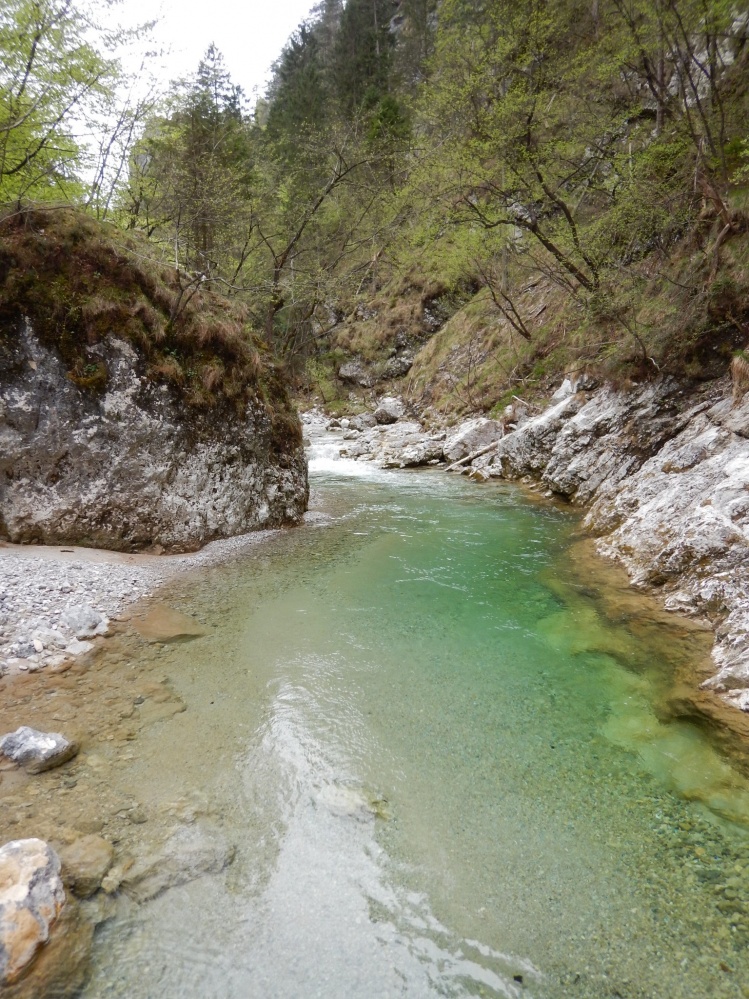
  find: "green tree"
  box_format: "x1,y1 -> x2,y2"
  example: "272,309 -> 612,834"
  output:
126,45 -> 255,277
332,0 -> 395,111
0,0 -> 118,204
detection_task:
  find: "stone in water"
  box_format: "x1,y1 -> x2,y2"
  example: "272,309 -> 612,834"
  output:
0,727 -> 79,774
132,605 -> 208,643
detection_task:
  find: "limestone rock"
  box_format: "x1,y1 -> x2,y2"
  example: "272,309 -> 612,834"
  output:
338,360 -> 375,388
0,322 -> 308,552
118,824 -> 235,903
0,839 -> 65,985
382,354 -> 414,379
63,639 -> 94,657
1,901 -> 92,999
336,419 -> 440,468
443,418 -> 504,463
60,605 -> 108,639
0,727 -> 79,774
395,438 -> 446,468
374,396 -> 405,424
349,413 -> 377,431
57,836 -> 114,899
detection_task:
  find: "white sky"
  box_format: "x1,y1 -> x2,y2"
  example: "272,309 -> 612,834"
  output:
110,0 -> 318,104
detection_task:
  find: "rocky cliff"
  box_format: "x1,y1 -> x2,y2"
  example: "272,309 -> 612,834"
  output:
0,320 -> 308,552
467,375 -> 749,712
0,209 -> 308,552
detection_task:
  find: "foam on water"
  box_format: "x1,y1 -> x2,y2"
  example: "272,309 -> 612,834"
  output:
306,433 -> 384,478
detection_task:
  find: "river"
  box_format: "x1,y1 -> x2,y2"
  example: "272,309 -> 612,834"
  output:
37,436 -> 749,996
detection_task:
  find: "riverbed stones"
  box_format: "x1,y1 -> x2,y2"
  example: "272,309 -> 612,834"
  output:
63,638 -> 94,657
57,836 -> 114,899
0,838 -> 65,985
60,604 -> 109,639
0,726 -> 79,773
30,628 -> 67,652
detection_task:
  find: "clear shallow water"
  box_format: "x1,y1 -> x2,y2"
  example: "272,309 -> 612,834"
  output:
78,443 -> 749,998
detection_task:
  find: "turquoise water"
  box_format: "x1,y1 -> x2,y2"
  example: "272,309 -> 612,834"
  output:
81,445 -> 749,998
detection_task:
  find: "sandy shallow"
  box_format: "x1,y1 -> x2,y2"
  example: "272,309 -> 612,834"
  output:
0,528 -> 296,678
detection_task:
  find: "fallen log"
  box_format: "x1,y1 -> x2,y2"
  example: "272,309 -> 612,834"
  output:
445,438 -> 502,473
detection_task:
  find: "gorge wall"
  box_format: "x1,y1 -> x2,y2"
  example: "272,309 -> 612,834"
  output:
468,375 -> 749,711
0,321 -> 308,552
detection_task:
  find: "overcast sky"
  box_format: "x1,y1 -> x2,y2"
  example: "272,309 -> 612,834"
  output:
111,0 -> 318,103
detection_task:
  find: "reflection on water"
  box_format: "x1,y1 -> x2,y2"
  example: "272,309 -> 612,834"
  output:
3,437 -> 749,998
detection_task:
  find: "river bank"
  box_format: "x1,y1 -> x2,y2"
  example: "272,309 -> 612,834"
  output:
308,371 -> 749,724
0,529 -> 288,678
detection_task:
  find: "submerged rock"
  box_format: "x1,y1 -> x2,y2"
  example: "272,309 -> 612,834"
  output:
116,824 -> 235,903
58,836 -> 114,899
132,604 -> 207,643
316,784 -> 390,822
0,726 -> 79,773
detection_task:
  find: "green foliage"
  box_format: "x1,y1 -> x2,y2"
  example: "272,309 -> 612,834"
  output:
5,0 -> 747,414
331,0 -> 395,111
124,45 -> 254,276
0,0 -> 117,203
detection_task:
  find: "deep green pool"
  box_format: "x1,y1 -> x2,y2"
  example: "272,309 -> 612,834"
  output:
83,444 -> 749,998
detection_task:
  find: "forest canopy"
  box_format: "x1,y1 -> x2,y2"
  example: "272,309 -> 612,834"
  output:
1,0 -> 748,409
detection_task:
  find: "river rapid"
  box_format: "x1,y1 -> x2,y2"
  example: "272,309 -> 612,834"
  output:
7,435 -> 749,998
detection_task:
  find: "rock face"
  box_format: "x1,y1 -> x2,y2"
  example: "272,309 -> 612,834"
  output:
0,839 -> 65,985
466,377 -> 749,707
0,727 -> 79,773
443,417 -> 504,464
0,321 -> 308,552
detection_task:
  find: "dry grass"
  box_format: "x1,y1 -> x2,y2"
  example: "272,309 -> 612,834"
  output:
398,220 -> 749,417
732,354 -> 749,401
0,206 -> 301,453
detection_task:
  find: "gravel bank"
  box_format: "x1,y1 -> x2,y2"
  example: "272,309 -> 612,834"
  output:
0,529 -> 286,678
